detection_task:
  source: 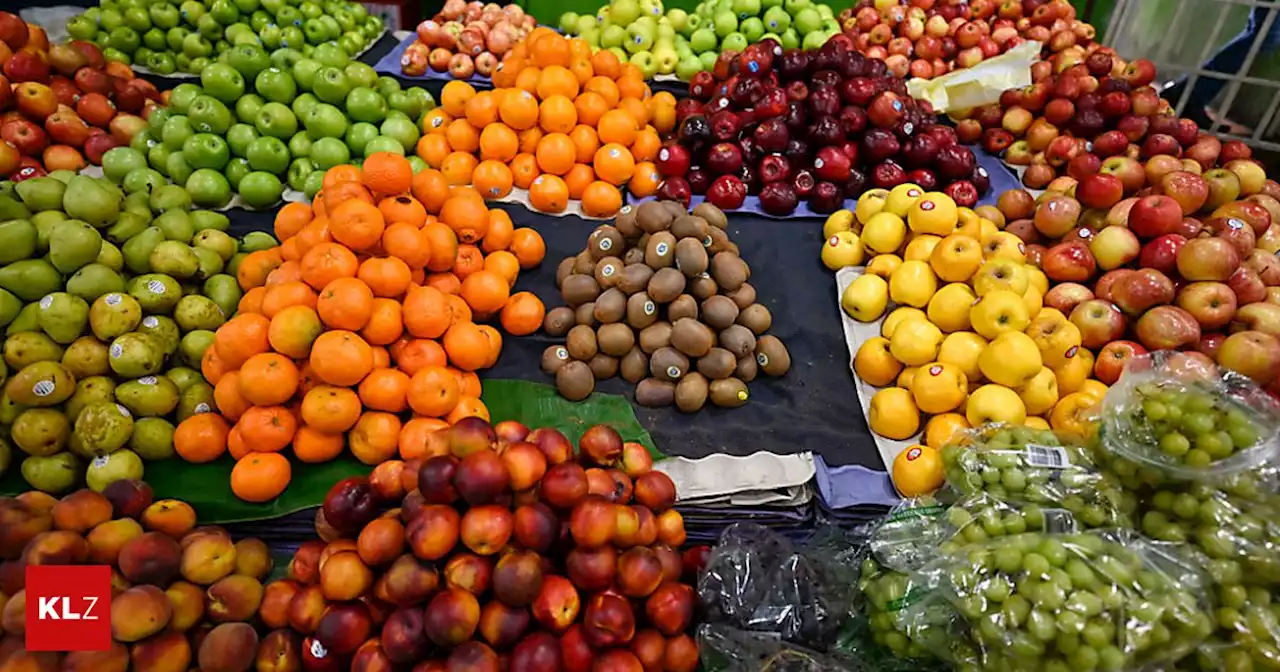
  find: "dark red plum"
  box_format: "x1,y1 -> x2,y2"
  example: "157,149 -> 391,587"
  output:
872,160 -> 908,189
686,167 -> 710,194
759,182 -> 798,215
809,181 -> 844,213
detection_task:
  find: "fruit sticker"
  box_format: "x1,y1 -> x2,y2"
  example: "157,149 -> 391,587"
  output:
1065,345 -> 1079,360
598,237 -> 613,251
666,365 -> 682,379
39,295 -> 53,309
104,293 -> 123,306
828,235 -> 841,247
654,242 -> 669,257
643,301 -> 656,315
757,352 -> 769,367
147,280 -> 167,295
138,376 -> 158,385
1024,445 -> 1070,468
919,200 -> 935,212
555,347 -> 569,361
929,365 -> 943,376
600,263 -> 616,278
32,380 -> 55,398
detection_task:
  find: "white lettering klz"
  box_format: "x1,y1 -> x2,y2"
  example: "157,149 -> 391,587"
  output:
37,596 -> 99,620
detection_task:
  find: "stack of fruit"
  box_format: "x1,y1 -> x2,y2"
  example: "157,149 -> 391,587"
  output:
558,0 -> 841,81
835,0 -> 1094,80
64,0 -> 384,75
660,37 -> 988,215
0,171 -> 269,494
416,30 -> 674,218
125,43 -> 434,208
540,199 -> 791,408
182,156 -> 549,504
240,419 -> 702,671
401,1 -> 538,80
0,27 -> 163,179
0,481 -> 275,670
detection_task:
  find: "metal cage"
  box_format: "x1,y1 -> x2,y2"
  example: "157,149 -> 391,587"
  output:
1103,0 -> 1280,151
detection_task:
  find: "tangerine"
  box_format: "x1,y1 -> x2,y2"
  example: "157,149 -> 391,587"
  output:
508,228 -> 546,269
593,143 -> 636,186
500,292 -> 546,336
268,305 -> 324,359
300,385 -> 362,434
293,426 -> 346,463
597,109 -> 638,146
316,277 -> 375,330
402,285 -> 452,339
478,123 -> 519,163
534,133 -> 576,176
442,321 -> 493,372
238,353 -> 300,406
581,181 -> 623,218
329,199 -> 386,251
473,160 -> 514,200
416,134 -> 451,168
231,452 -> 291,503
498,89 -> 539,130
358,257 -> 413,298
174,414 -> 230,464
309,330 -> 375,387
538,95 -> 577,134
528,174 -> 569,213
381,222 -> 432,269
361,298 -> 405,346
407,365 -> 461,417
463,91 -> 500,128
362,152 -> 413,195
509,153 -> 540,190
440,80 -> 476,117
358,367 -> 411,412
378,194 -> 427,228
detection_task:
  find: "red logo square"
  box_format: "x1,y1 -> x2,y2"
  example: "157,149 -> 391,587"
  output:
24,565 -> 112,652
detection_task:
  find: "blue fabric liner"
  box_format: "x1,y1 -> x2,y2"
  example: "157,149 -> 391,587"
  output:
815,455 -> 901,509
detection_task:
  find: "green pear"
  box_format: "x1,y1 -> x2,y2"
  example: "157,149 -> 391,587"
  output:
6,360 -> 76,406
202,274 -> 241,318
63,175 -> 122,227
193,247 -> 224,279
89,292 -> 143,341
108,333 -> 165,378
0,289 -> 22,328
193,229 -> 237,261
149,184 -> 192,212
36,292 -> 90,344
0,194 -> 32,221
3,332 -> 66,369
46,170 -> 77,184
0,259 -> 63,301
154,210 -> 195,242
116,375 -> 180,417
123,227 -> 166,274
62,336 -> 110,380
165,366 -> 204,392
49,220 -> 104,274
67,264 -> 126,303
66,376 -> 117,425
179,329 -> 216,366
30,211 -> 66,252
86,449 -> 145,491
129,417 -> 176,460
97,241 -> 124,272
11,407 -> 71,457
0,219 -> 38,264
238,231 -> 277,251
176,381 -> 216,422
73,401 -> 135,457
129,274 -> 182,313
15,177 -> 68,212
191,210 -> 230,231
21,453 -> 81,494
175,295 -> 226,332
6,303 -> 42,336
136,315 -> 180,356
149,241 -> 200,279
0,436 -> 9,479
105,211 -> 152,245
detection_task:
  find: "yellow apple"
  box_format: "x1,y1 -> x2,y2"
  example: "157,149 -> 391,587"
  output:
910,361 -> 968,413
978,331 -> 1042,387
969,290 -> 1031,339
853,337 -> 903,387
966,384 -> 1027,426
862,212 -> 907,255
1078,379 -> 1108,402
855,188 -> 889,224
1026,313 -> 1083,369
889,260 -> 938,308
1024,416 -> 1051,430
1023,285 -> 1043,316
1017,366 -> 1060,416
958,215 -> 999,241
907,192 -> 960,236
1025,266 -> 1049,295
821,231 -> 865,270
822,209 -> 855,238
971,259 -> 1030,296
938,331 -> 987,381
897,366 -> 918,390
930,233 -> 984,283
842,273 -> 889,322
866,253 -> 903,279
924,413 -> 970,449
1049,391 -> 1099,437
1052,348 -> 1095,395
927,283 -> 976,333
981,231 -> 1027,262
882,306 -> 927,338
869,387 -> 920,440
883,183 -> 925,217
904,234 -> 943,261
890,319 -> 943,367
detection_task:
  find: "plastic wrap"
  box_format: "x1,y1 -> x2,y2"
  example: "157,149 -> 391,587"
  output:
1139,483 -> 1280,586
1098,351 -> 1280,481
697,624 -> 869,672
857,552 -> 979,669
912,529 -> 1216,671
1178,586 -> 1280,671
940,424 -> 1128,528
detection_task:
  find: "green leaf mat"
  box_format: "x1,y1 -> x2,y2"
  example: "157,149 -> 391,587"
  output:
0,379 -> 657,524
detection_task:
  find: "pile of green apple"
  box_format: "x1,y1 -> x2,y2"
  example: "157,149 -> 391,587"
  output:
558,0 -> 840,80
65,0 -> 384,75
0,171 -> 272,494
116,42 -> 434,209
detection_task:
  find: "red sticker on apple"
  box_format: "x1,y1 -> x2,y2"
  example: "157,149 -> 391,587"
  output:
920,200 -> 935,211
828,236 -> 840,246
1065,346 -> 1079,359
929,365 -> 943,376
906,447 -> 922,460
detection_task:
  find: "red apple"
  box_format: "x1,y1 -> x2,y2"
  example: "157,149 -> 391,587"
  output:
1077,173 -> 1124,210
1176,237 -> 1241,282
14,82 -> 57,121
1135,305 -> 1202,350
1094,340 -> 1148,384
1070,299 -> 1127,349
0,118 -> 47,156
1229,267 -> 1269,305
1112,268 -> 1175,315
1094,269 -> 1133,303
1127,194 -> 1183,238
1098,156 -> 1144,193
1232,303 -> 1280,338
0,140 -> 18,177
1041,241 -> 1096,282
1216,331 -> 1280,385
1089,225 -> 1140,270
1177,281 -> 1239,330
1044,282 -> 1095,314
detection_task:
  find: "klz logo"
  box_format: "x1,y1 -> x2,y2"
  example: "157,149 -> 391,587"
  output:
25,565 -> 111,651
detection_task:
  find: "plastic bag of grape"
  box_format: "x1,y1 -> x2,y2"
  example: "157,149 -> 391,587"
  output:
1099,351 -> 1280,482
911,529 -> 1217,671
940,424 -> 1129,528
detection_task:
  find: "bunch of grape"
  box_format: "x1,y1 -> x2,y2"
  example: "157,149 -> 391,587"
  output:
857,555 -> 979,668
1139,484 -> 1280,585
1179,587 -> 1280,672
1113,382 -> 1270,469
923,531 -> 1215,671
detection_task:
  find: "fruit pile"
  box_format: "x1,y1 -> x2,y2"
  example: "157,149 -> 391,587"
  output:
417,31 -> 673,218
541,200 -> 790,407
0,23 -> 164,179
402,1 -> 538,80
662,38 -> 989,216
0,481 -> 275,670
559,0 -> 841,81
182,157 -> 548,503
0,171 -> 267,494
836,0 -> 1094,80
125,43 -> 434,208
65,0 -> 383,75
241,419 -> 702,670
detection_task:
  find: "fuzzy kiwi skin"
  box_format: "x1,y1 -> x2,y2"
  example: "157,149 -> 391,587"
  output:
709,378 -> 750,408
675,373 -> 709,413
639,322 -> 672,354
692,202 -> 727,229
543,307 -> 576,336
596,322 -> 636,357
556,361 -> 595,401
566,325 -> 598,361
737,303 -> 772,334
635,378 -> 676,407
701,295 -> 739,330
620,347 -> 649,383
542,345 -> 571,374
588,354 -> 619,380
561,274 -> 600,307
649,346 -> 690,383
588,226 -> 625,260
755,335 -> 792,376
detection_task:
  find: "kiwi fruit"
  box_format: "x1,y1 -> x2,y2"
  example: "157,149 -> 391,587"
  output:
709,378 -> 749,408
562,274 -> 601,307
670,215 -> 709,241
689,274 -> 719,301
696,348 -> 736,380
623,246 -> 646,265
556,257 -> 576,286
647,267 -> 686,303
650,346 -> 689,382
566,325 -> 598,361
644,232 -> 677,269
701,295 -> 739,330
710,252 -> 749,290
737,303 -> 772,334
615,204 -> 639,238
674,238 -> 709,277
674,373 -> 709,413
625,292 -> 659,329
541,345 -> 571,374
635,378 -> 676,407
726,283 -> 756,309
635,202 -> 673,233
668,295 -> 698,322
706,227 -> 732,253
597,323 -> 636,357
617,263 -> 654,294
575,303 -> 598,328
588,354 -> 619,380
693,202 -> 727,229
556,361 -> 595,401
639,322 -> 672,354
670,318 -> 715,358
594,256 -> 624,288
755,335 -> 791,376
593,288 -> 627,324
719,324 -> 757,358
588,226 -> 624,260
543,307 -> 576,336
620,347 -> 649,383
735,354 -> 758,382
661,201 -> 687,219
573,250 -> 596,275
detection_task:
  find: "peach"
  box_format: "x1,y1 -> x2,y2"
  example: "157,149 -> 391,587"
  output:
645,583 -> 694,636
633,472 -> 677,512
501,442 -> 548,491
578,425 -> 624,466
444,552 -> 493,595
86,518 -> 143,565
287,540 -> 325,584
255,629 -> 301,672
111,585 -> 172,642
51,490 -> 113,534
0,651 -> 60,671
492,549 -> 544,607
460,505 -> 514,555
664,634 -> 699,672
351,639 -> 395,672
527,428 -> 573,464
287,583 -> 328,634
233,538 -> 273,580
653,544 -> 682,584
512,503 -> 558,553
319,550 -> 373,602
632,507 -> 658,546
417,456 -> 460,504
448,416 -> 497,457
613,506 -> 641,547
178,525 -> 230,550
595,649 -> 644,672
321,477 -> 379,537
381,607 -> 429,663
206,574 -> 264,622
318,539 -> 358,573
101,479 -> 153,520
631,629 -> 667,671
300,635 -> 341,671
401,490 -> 427,520
510,631 -> 561,671
494,420 -> 530,445
423,587 -> 481,647
400,458 -> 424,493
446,641 -> 499,671
569,496 -> 616,548
14,492 -> 57,514
566,545 -> 617,593
180,533 -> 237,585
559,625 -> 593,669
606,469 -> 635,503
540,463 -> 589,509
164,580 -> 206,632
0,499 -> 51,558
258,579 -> 301,629
583,593 -> 636,649
359,594 -> 392,627
421,427 -> 452,459
23,530 -> 89,566
379,553 -> 440,606
454,450 -> 511,505
616,547 -> 663,598
61,641 -> 128,672
314,508 -> 342,543
0,635 -> 22,663
477,600 -> 531,649
531,575 -> 580,633
586,468 -> 615,498
128,629 -> 191,672
315,600 -> 374,655
197,622 -> 259,672
1,590 -> 24,635
357,518 -> 406,567
140,500 -> 197,538
656,510 -> 687,546
405,505 -> 460,561
118,532 -> 181,585
369,460 -> 407,502
110,567 -> 131,596
0,561 -> 22,597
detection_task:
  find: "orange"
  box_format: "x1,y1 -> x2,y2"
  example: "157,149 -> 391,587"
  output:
573,92 -> 609,128
461,270 -> 511,314
449,295 -> 475,328
500,292 -> 546,336
274,202 -> 313,240
323,165 -> 361,191
477,325 -> 503,368
416,134 -> 451,168
538,95 -> 577,134
568,55 -> 593,85
231,452 -> 291,503
358,256 -> 413,298
214,313 -> 271,369
268,305 -> 323,359
239,287 -> 266,315
361,297 -> 404,346
531,33 -> 570,67
362,152 -> 413,195
446,396 -> 489,424
213,372 -> 251,422
444,119 -> 481,153
924,413 -> 971,450
391,337 -> 447,375
509,153 -> 539,190
442,321 -> 493,372
440,151 -> 478,186
498,89 -> 539,130
323,180 -> 374,210
238,352 -> 300,406
317,277 -> 375,330
349,412 -> 402,465
569,125 -> 599,164
294,218 -> 332,256
517,126 -> 544,155
630,161 -> 661,197
440,80 -> 476,117
528,174 -> 569,214
425,272 -> 461,295
378,194 -> 427,228
891,445 -> 945,497
381,222 -> 432,269
564,163 -> 595,200
407,365 -> 461,417
293,426 -> 346,463
299,242 -> 359,290
631,127 -> 660,162
581,181 -> 623,218
534,133 -> 576,176
173,414 -> 230,463
464,91 -> 500,128
402,285 -> 451,339
515,65 -> 542,95
597,109 -> 638,146
473,160 -> 514,200
202,344 -> 227,385
536,66 -> 579,100
617,75 -> 648,100
453,244 -> 484,279
411,168 -> 451,214
478,123 -> 519,163
301,385 -> 362,434
236,249 -> 283,289
491,58 -> 520,88
649,91 -> 677,133
593,143 -> 636,186
309,330 -> 375,387
422,221 -> 459,272
590,49 -> 621,79
455,369 -> 482,398
584,76 -> 620,109
237,406 -> 296,454
264,260 -> 302,286
483,250 -> 520,287
358,367 -> 410,412
260,280 -> 317,318
481,210 -> 515,253
440,193 -> 491,244
422,109 -> 451,135
509,228 -> 546,269
329,198 -> 386,251
618,97 -> 649,127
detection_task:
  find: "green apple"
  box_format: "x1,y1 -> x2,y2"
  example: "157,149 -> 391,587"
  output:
256,102 -> 297,139
210,0 -> 240,25
162,115 -> 195,150
103,147 -> 148,183
783,0 -> 811,15
225,157 -> 251,189
344,62 -> 377,90
740,17 -> 764,41
639,0 -> 663,18
291,92 -> 319,121
657,24 -> 676,42
344,121 -> 377,156
183,133 -> 231,170
102,48 -> 131,65
762,6 -> 789,32
109,27 -> 142,53
376,76 -> 401,100
610,0 -> 641,25
280,26 -> 305,50
312,42 -> 349,68
238,172 -> 283,209
698,50 -> 718,71
178,1 -> 205,24
302,17 -> 327,43
277,5 -> 302,27
225,23 -> 254,42
333,8 -> 355,31
386,90 -> 413,117
290,57 -> 322,92
187,57 -> 211,74
235,93 -> 264,125
380,116 -> 419,153
817,4 -> 833,19
338,32 -> 365,56
196,14 -> 223,40
227,124 -> 259,157
312,66 -> 350,105
406,156 -> 426,173
147,52 -> 177,74
600,24 -> 626,49
122,168 -> 165,194
228,43 -> 270,81
363,136 -> 403,156
625,25 -> 655,54
270,47 -> 305,70
67,16 -> 99,41
200,63 -> 245,104
300,2 -> 323,19
188,96 -> 233,135
131,129 -> 156,158
255,67 -> 298,104
100,8 -> 124,31
629,52 -> 658,79
575,15 -> 598,34
142,27 -> 166,50
689,28 -> 716,52
821,19 -> 839,34
404,88 -> 435,118
302,169 -> 323,198
580,26 -> 601,46
675,54 -> 702,80
180,32 -> 211,59
667,8 -> 688,31
288,131 -> 312,157
319,16 -> 341,41
685,13 -> 704,33
558,11 -> 579,33
345,87 -> 386,124
123,7 -> 150,32
186,169 -> 232,208
260,24 -> 282,49
779,27 -> 799,49
608,46 -> 628,63
732,0 -> 760,17
721,31 -> 747,52
149,143 -> 172,175
310,136 -> 349,169
166,152 -> 193,186
761,0 -> 781,7
287,157 -> 314,191
712,11 -> 737,37
166,27 -> 188,52
653,46 -> 678,74
246,136 -> 290,174
303,103 -> 348,139
249,10 -> 272,32
801,29 -> 825,49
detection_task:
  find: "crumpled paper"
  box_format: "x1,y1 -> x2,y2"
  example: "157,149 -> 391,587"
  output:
907,40 -> 1041,113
